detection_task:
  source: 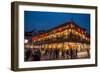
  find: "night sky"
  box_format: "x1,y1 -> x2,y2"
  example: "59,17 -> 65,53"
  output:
24,11 -> 90,34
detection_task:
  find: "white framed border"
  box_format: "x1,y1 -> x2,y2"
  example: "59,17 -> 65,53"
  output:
18,4 -> 96,68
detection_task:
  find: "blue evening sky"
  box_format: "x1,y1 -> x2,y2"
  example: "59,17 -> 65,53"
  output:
24,11 -> 90,34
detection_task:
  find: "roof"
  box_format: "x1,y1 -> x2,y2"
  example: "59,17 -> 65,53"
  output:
31,21 -> 89,38
48,21 -> 86,32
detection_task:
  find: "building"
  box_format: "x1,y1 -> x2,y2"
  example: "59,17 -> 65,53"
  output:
31,21 -> 90,58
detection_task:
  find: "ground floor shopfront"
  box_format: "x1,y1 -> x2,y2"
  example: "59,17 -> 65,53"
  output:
24,42 -> 90,61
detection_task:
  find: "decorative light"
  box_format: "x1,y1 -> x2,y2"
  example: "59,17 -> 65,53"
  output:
24,39 -> 28,44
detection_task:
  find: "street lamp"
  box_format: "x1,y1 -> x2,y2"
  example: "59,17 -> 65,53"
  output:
24,39 -> 28,44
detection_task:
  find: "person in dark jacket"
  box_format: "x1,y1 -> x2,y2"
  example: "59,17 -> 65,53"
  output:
24,48 -> 33,61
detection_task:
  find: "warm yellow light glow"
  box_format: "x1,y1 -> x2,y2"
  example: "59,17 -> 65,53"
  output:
57,43 -> 63,49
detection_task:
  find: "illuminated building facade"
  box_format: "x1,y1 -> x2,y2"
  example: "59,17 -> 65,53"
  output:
32,21 -> 90,58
